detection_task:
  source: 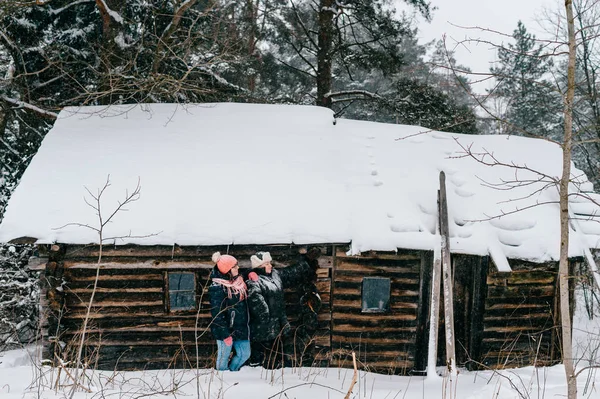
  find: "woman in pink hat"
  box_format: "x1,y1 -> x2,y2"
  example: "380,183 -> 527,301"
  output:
209,252 -> 251,371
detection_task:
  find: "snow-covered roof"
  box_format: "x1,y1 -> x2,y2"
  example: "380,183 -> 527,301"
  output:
1,103 -> 600,264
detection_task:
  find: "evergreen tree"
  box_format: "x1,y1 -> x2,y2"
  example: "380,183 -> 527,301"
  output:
490,21 -> 561,137
232,1 -> 432,108
569,0 -> 600,188
0,243 -> 37,350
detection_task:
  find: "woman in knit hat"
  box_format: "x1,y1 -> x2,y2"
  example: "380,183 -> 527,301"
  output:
245,250 -> 321,368
209,252 -> 251,371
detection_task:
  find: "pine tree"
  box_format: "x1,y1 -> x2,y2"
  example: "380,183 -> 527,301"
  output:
0,243 -> 37,350
233,1 -> 432,109
490,21 -> 561,137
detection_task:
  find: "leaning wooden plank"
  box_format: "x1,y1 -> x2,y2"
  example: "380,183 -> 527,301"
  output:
438,171 -> 457,378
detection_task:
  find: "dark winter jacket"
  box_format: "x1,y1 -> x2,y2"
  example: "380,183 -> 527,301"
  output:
208,267 -> 250,341
246,258 -> 315,342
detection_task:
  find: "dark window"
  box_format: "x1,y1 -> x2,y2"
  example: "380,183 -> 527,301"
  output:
168,272 -> 196,311
361,277 -> 390,313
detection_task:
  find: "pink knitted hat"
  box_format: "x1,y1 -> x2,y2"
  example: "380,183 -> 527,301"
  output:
212,252 -> 237,274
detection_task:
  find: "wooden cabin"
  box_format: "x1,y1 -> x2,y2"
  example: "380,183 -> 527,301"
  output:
31,242 -> 578,373
3,103 -> 600,374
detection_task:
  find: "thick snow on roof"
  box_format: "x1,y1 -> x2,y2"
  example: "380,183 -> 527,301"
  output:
1,103 -> 600,263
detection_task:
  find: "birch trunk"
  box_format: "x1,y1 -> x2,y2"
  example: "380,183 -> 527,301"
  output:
561,1 -> 577,398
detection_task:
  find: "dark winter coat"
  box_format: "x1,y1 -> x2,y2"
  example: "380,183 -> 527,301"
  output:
208,267 -> 250,341
246,258 -> 314,342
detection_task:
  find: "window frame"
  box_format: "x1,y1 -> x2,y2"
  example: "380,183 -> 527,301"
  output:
361,276 -> 391,313
165,271 -> 198,313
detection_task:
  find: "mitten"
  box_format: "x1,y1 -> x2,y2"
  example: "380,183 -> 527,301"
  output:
223,336 -> 233,346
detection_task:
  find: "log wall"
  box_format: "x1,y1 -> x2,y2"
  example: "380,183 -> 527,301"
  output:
479,259 -> 561,369
41,244 -> 333,370
37,243 -> 570,373
330,250 -> 428,374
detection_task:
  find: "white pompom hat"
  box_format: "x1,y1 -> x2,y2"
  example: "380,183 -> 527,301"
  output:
250,251 -> 272,268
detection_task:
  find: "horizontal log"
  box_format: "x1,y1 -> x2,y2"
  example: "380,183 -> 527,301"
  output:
486,303 -> 553,310
487,273 -> 556,286
482,335 -> 553,344
335,263 -> 419,274
483,325 -> 555,333
64,261 -> 214,270
336,250 -> 422,261
483,313 -> 553,323
67,274 -> 164,281
313,335 -> 331,347
65,279 -> 165,289
63,244 -> 334,260
331,335 -> 412,345
333,288 -> 419,297
61,326 -> 211,334
60,331 -> 214,344
481,330 -> 556,343
333,276 -> 419,285
63,309 -> 172,318
331,349 -> 414,361
332,299 -> 417,309
65,292 -> 164,306
505,260 -> 558,272
67,300 -> 164,308
332,312 -> 417,322
66,287 -> 163,294
63,310 -> 210,320
316,269 -> 330,279
332,324 -> 416,333
486,285 -> 555,298
329,359 -> 414,371
62,316 -> 210,330
75,339 -> 215,347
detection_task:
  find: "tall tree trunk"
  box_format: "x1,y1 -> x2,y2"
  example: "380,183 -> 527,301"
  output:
246,0 -> 258,93
95,0 -> 126,104
316,0 -> 334,108
561,1 -> 577,398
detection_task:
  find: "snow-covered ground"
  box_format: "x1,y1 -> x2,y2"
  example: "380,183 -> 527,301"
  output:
1,347 -> 598,399
1,296 -> 599,399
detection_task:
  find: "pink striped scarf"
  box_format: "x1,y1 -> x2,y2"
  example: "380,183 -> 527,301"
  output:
212,275 -> 248,300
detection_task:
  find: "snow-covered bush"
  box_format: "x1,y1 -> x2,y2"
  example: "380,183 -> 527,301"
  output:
0,243 -> 39,351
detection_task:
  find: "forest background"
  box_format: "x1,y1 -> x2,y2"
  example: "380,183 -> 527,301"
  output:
1,0 -> 600,352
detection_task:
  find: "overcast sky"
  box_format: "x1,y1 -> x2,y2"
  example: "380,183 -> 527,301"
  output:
403,0 -> 558,90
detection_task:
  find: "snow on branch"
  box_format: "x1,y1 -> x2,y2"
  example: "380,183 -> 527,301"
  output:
95,0 -> 124,24
1,95 -> 58,119
0,29 -> 17,50
327,90 -> 382,103
159,0 -> 198,39
152,0 -> 199,72
50,0 -> 94,15
196,66 -> 246,93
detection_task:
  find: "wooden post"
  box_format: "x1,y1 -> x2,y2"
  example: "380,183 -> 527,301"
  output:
468,256 -> 489,370
43,244 -> 65,363
426,239 -> 442,377
415,251 -> 433,374
438,171 -> 457,376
